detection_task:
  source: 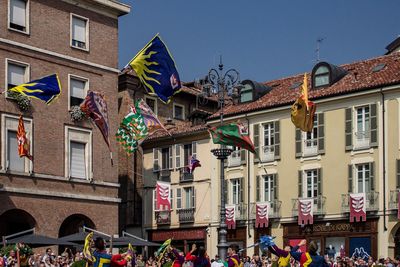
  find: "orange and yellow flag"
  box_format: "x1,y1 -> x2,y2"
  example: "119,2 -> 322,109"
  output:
17,115 -> 32,160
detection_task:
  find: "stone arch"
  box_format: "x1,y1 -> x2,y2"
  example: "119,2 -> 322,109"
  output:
0,209 -> 36,237
390,222 -> 400,258
58,214 -> 95,238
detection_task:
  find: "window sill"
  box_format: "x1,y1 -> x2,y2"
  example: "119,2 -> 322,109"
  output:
70,45 -> 89,53
300,155 -> 321,162
351,147 -> 374,155
227,165 -> 244,171
8,27 -> 30,36
258,160 -> 278,167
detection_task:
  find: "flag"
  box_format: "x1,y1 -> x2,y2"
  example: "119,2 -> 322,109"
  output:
291,73 -> 316,132
188,155 -> 201,173
127,243 -> 135,266
225,205 -> 236,229
209,122 -> 256,153
155,238 -> 172,259
298,198 -> 314,226
156,181 -> 171,211
255,202 -> 270,228
17,116 -> 32,160
349,193 -> 366,223
9,74 -> 61,105
126,35 -> 181,104
83,232 -> 95,262
137,99 -> 169,135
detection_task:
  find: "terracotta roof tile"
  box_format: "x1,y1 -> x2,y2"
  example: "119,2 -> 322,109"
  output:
145,118 -> 208,141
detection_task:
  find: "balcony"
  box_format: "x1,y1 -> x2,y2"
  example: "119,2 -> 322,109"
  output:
221,203 -> 248,220
159,169 -> 171,182
155,210 -> 171,225
389,189 -> 399,210
179,168 -> 193,183
228,150 -> 241,167
341,191 -> 379,213
292,195 -> 326,217
303,139 -> 318,156
261,145 -> 275,162
250,200 -> 282,219
177,208 -> 195,223
354,131 -> 370,149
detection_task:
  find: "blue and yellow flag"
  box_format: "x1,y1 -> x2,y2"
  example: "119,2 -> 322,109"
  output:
9,74 -> 61,105
127,35 -> 181,104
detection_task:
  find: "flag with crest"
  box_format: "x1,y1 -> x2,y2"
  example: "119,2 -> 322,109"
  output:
126,35 -> 181,104
17,116 -> 32,160
137,98 -> 169,135
209,122 -> 255,153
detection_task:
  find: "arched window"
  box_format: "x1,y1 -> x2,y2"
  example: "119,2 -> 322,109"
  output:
314,65 -> 330,87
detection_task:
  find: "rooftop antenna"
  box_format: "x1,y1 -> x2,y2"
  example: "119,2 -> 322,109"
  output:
316,37 -> 326,62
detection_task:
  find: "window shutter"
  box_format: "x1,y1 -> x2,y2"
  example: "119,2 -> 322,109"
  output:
370,103 -> 378,147
345,108 -> 353,151
274,121 -> 280,160
70,78 -> 86,99
369,162 -> 375,192
348,165 -> 353,193
298,171 -> 303,197
72,17 -> 86,43
240,178 -> 244,203
153,148 -> 159,172
175,144 -> 181,169
254,124 -> 260,163
397,159 -> 400,189
170,189 -> 174,210
317,169 -> 322,196
7,131 -> 25,172
153,189 -> 157,211
192,187 -> 196,209
224,180 -> 229,204
318,113 -> 325,154
70,142 -> 86,179
273,174 -> 279,200
241,149 -> 246,164
192,141 -> 197,158
176,188 -> 182,209
169,146 -> 173,170
10,0 -> 26,27
295,128 -> 302,158
256,175 -> 260,202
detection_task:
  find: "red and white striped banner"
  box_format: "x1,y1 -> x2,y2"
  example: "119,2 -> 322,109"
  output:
156,181 -> 171,211
255,202 -> 270,228
225,205 -> 236,229
350,193 -> 366,223
298,198 -> 314,226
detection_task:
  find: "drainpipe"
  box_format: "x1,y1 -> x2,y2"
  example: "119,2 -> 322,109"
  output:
245,115 -> 252,238
380,88 -> 387,231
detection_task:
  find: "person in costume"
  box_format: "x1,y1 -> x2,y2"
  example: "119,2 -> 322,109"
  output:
91,237 -> 130,267
185,244 -> 210,267
226,244 -> 240,267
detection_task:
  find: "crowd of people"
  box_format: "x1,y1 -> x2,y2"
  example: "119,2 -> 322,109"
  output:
0,238 -> 399,267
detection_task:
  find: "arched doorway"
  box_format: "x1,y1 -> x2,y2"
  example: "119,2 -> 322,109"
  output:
58,214 -> 95,238
0,209 -> 36,237
395,227 -> 400,258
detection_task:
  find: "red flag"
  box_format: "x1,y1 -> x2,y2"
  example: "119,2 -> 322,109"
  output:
350,193 -> 366,222
17,116 -> 32,161
298,198 -> 313,225
255,202 -> 269,228
156,181 -> 171,211
225,205 -> 236,229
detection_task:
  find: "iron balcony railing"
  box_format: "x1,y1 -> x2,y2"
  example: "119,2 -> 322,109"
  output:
177,207 -> 195,223
221,203 -> 248,221
250,200 -> 282,219
179,168 -> 193,183
389,189 -> 399,210
228,150 -> 241,167
155,210 -> 171,225
303,139 -> 318,156
354,131 -> 370,149
261,145 -> 275,162
292,195 -> 326,217
341,191 -> 379,213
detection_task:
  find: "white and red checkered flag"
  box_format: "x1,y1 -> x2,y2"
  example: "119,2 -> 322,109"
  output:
225,205 -> 236,229
298,198 -> 314,225
156,181 -> 171,211
255,202 -> 270,228
350,193 -> 366,222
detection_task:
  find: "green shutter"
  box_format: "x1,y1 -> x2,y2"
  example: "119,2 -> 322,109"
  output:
397,159 -> 400,189
254,124 -> 260,163
370,162 -> 375,192
317,169 -> 322,196
274,121 -> 280,160
298,171 -> 303,197
318,113 -> 325,155
256,175 -> 260,202
370,103 -> 378,147
295,128 -> 302,158
345,108 -> 353,151
273,174 -> 278,200
348,165 -> 353,193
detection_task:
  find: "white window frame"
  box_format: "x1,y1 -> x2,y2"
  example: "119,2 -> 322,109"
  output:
303,118 -> 318,156
65,126 -> 92,180
70,13 -> 90,51
354,106 -> 370,149
231,178 -> 241,205
354,163 -> 371,194
183,187 -> 195,209
262,174 -> 274,202
5,58 -> 30,98
8,0 -> 30,35
1,114 -> 33,173
262,122 -> 275,162
302,169 -> 318,198
68,74 -> 89,108
144,95 -> 158,115
173,103 -> 185,120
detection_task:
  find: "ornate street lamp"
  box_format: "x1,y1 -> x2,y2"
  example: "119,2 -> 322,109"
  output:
201,56 -> 243,260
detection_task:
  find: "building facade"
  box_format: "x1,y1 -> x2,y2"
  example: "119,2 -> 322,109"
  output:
0,0 -> 129,239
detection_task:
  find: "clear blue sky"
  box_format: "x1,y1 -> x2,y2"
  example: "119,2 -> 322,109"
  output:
118,0 -> 400,83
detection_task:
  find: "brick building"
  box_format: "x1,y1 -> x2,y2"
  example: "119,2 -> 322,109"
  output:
0,0 -> 130,239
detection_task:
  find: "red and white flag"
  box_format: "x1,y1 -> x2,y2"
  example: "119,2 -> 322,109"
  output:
17,116 -> 32,161
225,205 -> 236,229
255,202 -> 270,228
350,193 -> 366,222
156,181 -> 171,211
298,198 -> 314,225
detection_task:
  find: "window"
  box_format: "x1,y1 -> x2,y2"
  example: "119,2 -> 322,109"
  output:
262,122 -> 275,161
145,96 -> 157,115
6,59 -> 29,91
240,84 -> 253,103
228,146 -> 242,167
173,104 -> 184,120
65,127 -> 92,180
355,106 -> 370,148
300,169 -> 321,199
160,147 -> 172,170
184,187 -> 195,208
303,119 -> 318,156
314,66 -> 330,87
170,189 -> 174,210
356,164 -> 371,193
1,115 -> 32,173
71,14 -> 89,50
9,0 -> 29,33
231,178 -> 242,205
69,75 -> 88,108
263,175 -> 275,202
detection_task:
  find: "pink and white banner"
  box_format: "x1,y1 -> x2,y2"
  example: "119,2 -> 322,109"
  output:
298,198 -> 314,226
156,181 -> 171,211
225,205 -> 236,229
350,193 -> 366,222
255,202 -> 270,228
